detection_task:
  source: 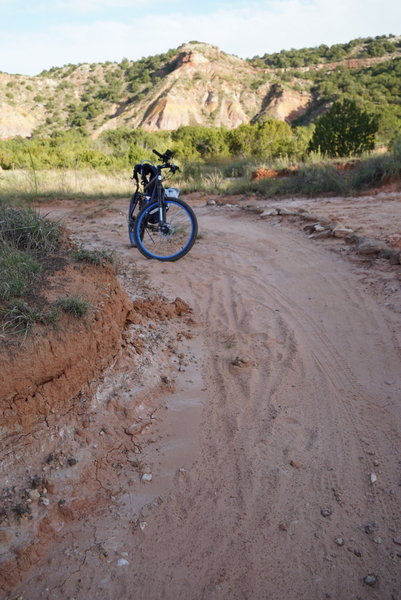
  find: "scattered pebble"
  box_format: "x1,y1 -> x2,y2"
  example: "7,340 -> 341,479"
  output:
290,460 -> 302,469
321,507 -> 333,518
39,497 -> 50,507
363,574 -> 378,586
117,558 -> 129,567
141,473 -> 153,483
28,489 -> 40,500
231,355 -> 251,367
67,458 -> 78,467
373,536 -> 383,544
364,523 -> 377,534
139,521 -> 147,531
334,536 -> 344,546
393,536 -> 401,546
370,473 -> 377,484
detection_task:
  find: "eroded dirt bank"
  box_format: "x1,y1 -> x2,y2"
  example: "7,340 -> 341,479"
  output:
3,193 -> 401,599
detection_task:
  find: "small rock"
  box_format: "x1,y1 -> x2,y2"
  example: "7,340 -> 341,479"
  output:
364,523 -> 377,534
373,536 -> 383,544
40,497 -> 50,507
231,355 -> 251,368
290,460 -> 302,469
139,521 -> 147,531
141,473 -> 153,483
260,208 -> 278,218
334,536 -> 344,546
333,226 -> 354,238
278,522 -> 288,531
393,536 -> 401,546
353,549 -> 362,557
363,574 -> 378,586
67,458 -> 78,467
28,489 -> 40,500
370,473 -> 378,484
117,558 -> 129,567
321,507 -> 333,518
206,199 -> 216,206
357,238 -> 386,256
277,207 -> 298,216
161,375 -> 171,384
379,247 -> 400,260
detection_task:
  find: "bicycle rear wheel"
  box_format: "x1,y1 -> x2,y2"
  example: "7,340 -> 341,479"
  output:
128,193 -> 145,247
134,199 -> 198,261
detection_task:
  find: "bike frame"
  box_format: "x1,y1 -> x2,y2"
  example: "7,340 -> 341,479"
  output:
142,163 -> 171,229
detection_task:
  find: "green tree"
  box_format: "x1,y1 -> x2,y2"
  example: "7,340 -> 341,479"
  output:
308,99 -> 379,157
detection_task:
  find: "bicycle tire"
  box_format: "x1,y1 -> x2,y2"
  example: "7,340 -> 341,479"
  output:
134,198 -> 198,261
128,193 -> 145,247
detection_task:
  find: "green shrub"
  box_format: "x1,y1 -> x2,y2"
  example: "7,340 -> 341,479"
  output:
308,99 -> 379,157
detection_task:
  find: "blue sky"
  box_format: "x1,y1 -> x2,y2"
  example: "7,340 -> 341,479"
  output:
0,0 -> 400,75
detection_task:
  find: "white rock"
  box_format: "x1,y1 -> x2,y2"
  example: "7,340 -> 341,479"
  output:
260,209 -> 278,218
117,558 -> 129,567
141,473 -> 153,483
333,227 -> 354,238
139,521 -> 147,531
370,473 -> 378,484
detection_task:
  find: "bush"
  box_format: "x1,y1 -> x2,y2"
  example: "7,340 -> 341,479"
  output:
308,99 -> 379,157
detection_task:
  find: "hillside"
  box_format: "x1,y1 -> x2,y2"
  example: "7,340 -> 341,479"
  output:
0,35 -> 400,139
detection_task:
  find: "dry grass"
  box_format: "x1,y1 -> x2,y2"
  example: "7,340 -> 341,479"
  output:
0,168 -> 133,199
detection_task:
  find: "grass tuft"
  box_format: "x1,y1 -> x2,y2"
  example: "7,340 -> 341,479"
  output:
53,296 -> 91,318
0,206 -> 62,256
70,244 -> 115,266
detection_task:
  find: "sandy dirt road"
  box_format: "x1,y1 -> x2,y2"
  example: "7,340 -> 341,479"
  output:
15,198 -> 401,600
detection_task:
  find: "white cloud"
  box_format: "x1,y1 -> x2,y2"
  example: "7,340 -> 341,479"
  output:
0,0 -> 399,74
47,0 -> 149,11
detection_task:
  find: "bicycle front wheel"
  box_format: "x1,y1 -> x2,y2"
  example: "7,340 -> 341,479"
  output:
134,199 -> 198,261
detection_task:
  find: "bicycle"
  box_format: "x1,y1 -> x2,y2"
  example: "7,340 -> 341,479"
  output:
128,149 -> 198,261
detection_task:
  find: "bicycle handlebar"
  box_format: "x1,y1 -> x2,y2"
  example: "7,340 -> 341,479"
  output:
152,148 -> 174,163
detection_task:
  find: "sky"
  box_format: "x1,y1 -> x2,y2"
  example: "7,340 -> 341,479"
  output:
0,0 -> 400,76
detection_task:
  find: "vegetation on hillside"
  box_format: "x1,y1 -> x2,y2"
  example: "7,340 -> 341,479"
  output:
1,35 -> 400,143
249,34 -> 401,68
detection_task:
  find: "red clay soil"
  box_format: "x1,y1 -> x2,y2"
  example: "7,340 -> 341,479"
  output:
0,263 -> 131,436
